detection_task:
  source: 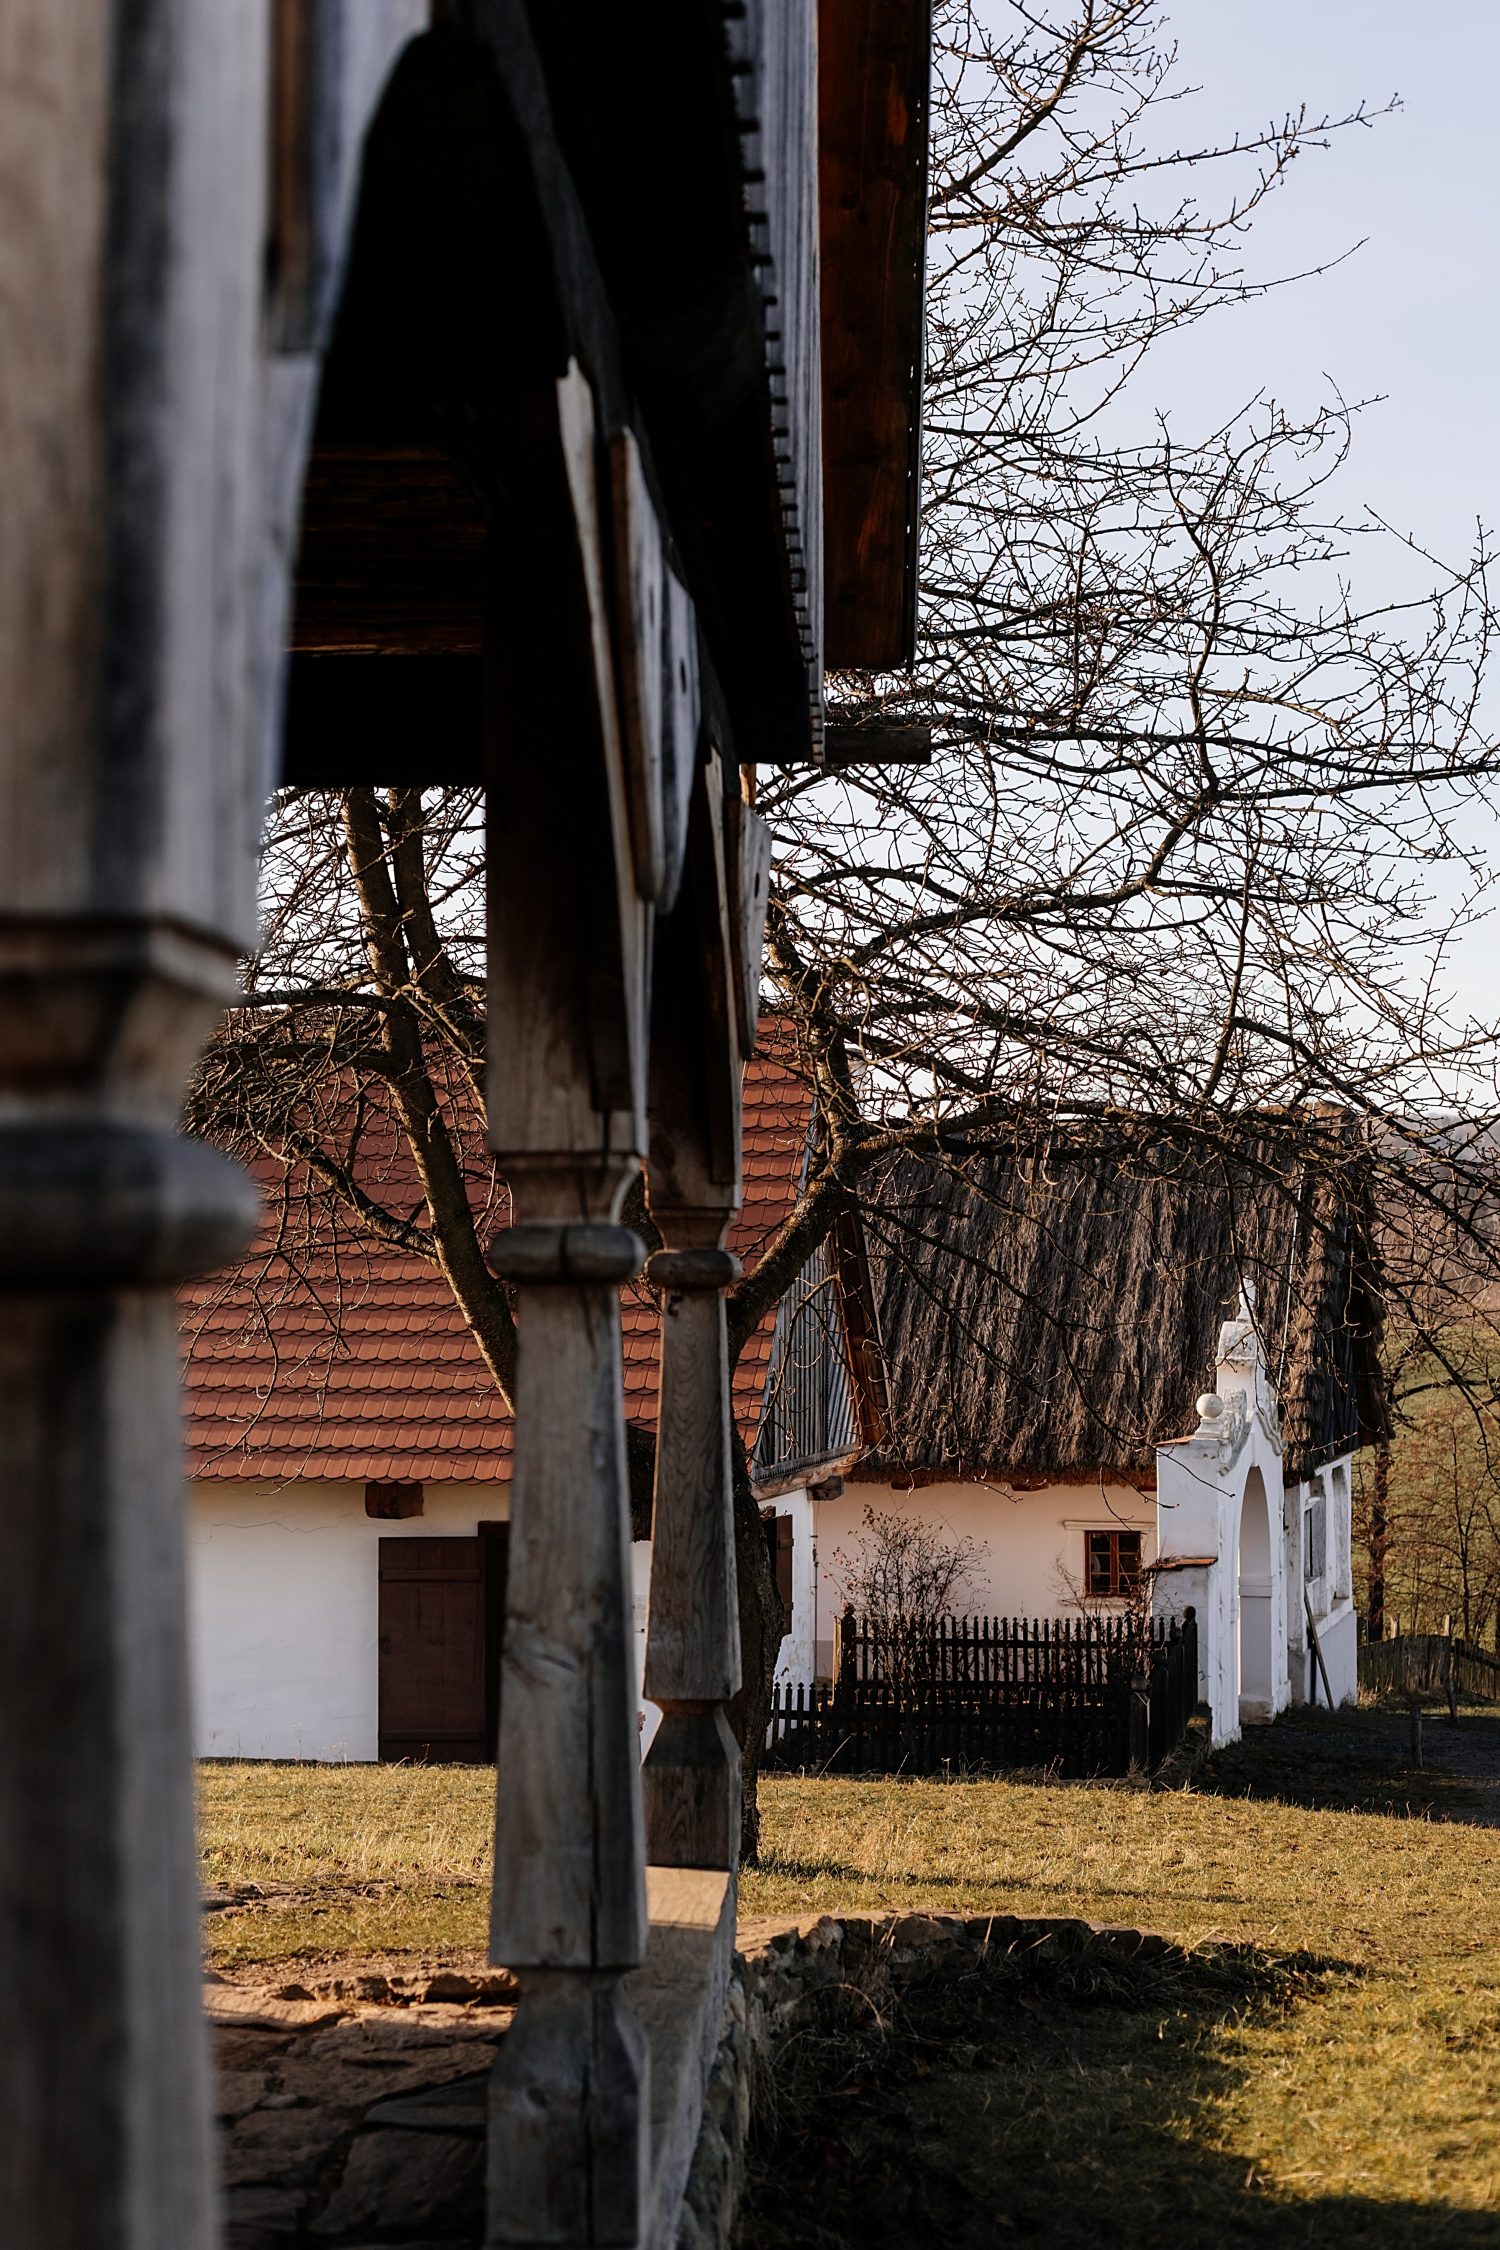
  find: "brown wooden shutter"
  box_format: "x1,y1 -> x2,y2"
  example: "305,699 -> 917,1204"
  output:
762,1512 -> 795,1635
378,1537 -> 489,1763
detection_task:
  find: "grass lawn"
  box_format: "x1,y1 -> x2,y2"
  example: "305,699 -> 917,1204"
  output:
200,1725 -> 1500,2243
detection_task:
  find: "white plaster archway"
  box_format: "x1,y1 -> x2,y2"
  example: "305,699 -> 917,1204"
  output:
1238,1465 -> 1274,1722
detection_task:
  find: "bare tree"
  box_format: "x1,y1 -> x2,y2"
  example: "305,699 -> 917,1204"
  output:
1355,1344 -> 1500,1650
193,4 -> 1500,1839
830,1506 -> 985,1696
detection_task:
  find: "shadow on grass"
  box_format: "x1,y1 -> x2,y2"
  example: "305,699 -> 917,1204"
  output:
752,1855 -> 874,1886
738,1942 -> 1482,2250
1190,1705 -> 1497,1823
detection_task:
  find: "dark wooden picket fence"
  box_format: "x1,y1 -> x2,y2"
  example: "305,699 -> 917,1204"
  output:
1359,1634 -> 1500,1706
765,1609 -> 1199,1779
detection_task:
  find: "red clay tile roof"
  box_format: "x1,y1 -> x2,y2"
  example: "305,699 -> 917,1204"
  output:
180,1041 -> 812,1483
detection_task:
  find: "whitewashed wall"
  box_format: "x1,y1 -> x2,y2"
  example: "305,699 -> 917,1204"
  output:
803,1479 -> 1159,1680
189,1449 -> 1359,1755
187,1482 -> 657,1761
1286,1458 -> 1359,1707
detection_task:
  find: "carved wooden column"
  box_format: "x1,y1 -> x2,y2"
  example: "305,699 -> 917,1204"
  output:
483,367 -> 656,2246
0,9 -> 273,2246
642,1236 -> 743,1869
640,757 -> 770,1872
486,1207 -> 649,2244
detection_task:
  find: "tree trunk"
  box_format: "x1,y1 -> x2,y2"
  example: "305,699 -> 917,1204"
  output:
1368,1434 -> 1390,1643
725,1436 -> 785,1865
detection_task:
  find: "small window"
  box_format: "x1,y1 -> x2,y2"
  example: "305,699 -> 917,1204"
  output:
1304,1496 -> 1327,1582
1085,1530 -> 1142,1599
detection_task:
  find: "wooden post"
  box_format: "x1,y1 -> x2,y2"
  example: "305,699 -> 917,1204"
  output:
835,1604 -> 858,1692
1128,1677 -> 1151,1775
0,7 -> 280,2244
640,746 -> 755,1873
642,1243 -> 743,1869
483,366 -> 657,2246
486,1214 -> 650,2246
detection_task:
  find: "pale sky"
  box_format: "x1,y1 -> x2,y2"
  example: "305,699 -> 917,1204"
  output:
1135,1 -> 1500,1019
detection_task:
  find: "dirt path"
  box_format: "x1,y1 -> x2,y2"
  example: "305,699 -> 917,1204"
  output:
1404,1706 -> 1500,1823
1192,1700 -> 1500,1825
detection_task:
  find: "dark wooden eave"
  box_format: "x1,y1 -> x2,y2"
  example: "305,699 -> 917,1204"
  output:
518,0 -> 824,766
819,0 -> 930,673
278,6 -> 933,789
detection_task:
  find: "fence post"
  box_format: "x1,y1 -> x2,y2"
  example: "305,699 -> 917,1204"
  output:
835,1604 -> 857,1694
1182,1605 -> 1199,1706
1128,1676 -> 1150,1775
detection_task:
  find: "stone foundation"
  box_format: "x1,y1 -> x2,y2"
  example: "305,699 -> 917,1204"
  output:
677,1909 -> 1181,2250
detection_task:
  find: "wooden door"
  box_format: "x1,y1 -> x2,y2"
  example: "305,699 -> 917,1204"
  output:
377,1527 -> 510,1762
378,1537 -> 486,1762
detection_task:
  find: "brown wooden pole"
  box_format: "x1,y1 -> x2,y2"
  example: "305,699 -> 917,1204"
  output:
0,6 -> 283,2243
482,366 -> 657,2247
642,1244 -> 743,1870
486,1214 -> 650,2245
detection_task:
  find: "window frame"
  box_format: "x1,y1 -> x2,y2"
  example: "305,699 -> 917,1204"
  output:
1084,1528 -> 1143,1600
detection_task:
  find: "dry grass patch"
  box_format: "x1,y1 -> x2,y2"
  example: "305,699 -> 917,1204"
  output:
197,1750 -> 1500,2233
199,1760 -> 493,1968
742,1773 -> 1500,2240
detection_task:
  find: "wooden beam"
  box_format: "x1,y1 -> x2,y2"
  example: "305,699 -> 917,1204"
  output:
642,836 -> 750,1873
266,0 -> 348,352
288,445 -> 487,656
819,0 -> 931,672
609,429 -> 698,909
487,1222 -> 650,2244
0,8 -> 276,2248
824,719 -> 932,768
641,1248 -> 744,1873
280,655 -> 484,786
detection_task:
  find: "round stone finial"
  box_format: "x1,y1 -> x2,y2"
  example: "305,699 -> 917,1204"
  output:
1196,1392 -> 1225,1425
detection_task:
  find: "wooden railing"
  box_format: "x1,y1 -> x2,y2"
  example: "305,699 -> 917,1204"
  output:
765,1611 -> 1199,1779
1359,1634 -> 1500,1704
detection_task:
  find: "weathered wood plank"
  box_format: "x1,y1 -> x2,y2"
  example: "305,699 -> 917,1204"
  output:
642,1268 -> 743,1872
518,2 -> 826,765
732,803 -> 772,1059
289,446 -> 488,654
487,1241 -> 646,1964
641,832 -> 747,1872
632,1868 -> 736,2250
0,4 -> 111,908
0,10 -> 285,2249
824,719 -> 933,767
609,428 -> 669,901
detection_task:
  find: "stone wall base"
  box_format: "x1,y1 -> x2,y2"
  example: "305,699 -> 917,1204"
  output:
675,1908 -> 1181,2249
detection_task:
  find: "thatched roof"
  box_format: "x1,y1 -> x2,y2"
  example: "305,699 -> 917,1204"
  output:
852,1128 -> 1387,1486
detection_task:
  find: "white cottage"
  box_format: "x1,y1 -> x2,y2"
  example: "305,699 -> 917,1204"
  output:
760,1132 -> 1385,1743
180,1047 -> 816,1761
